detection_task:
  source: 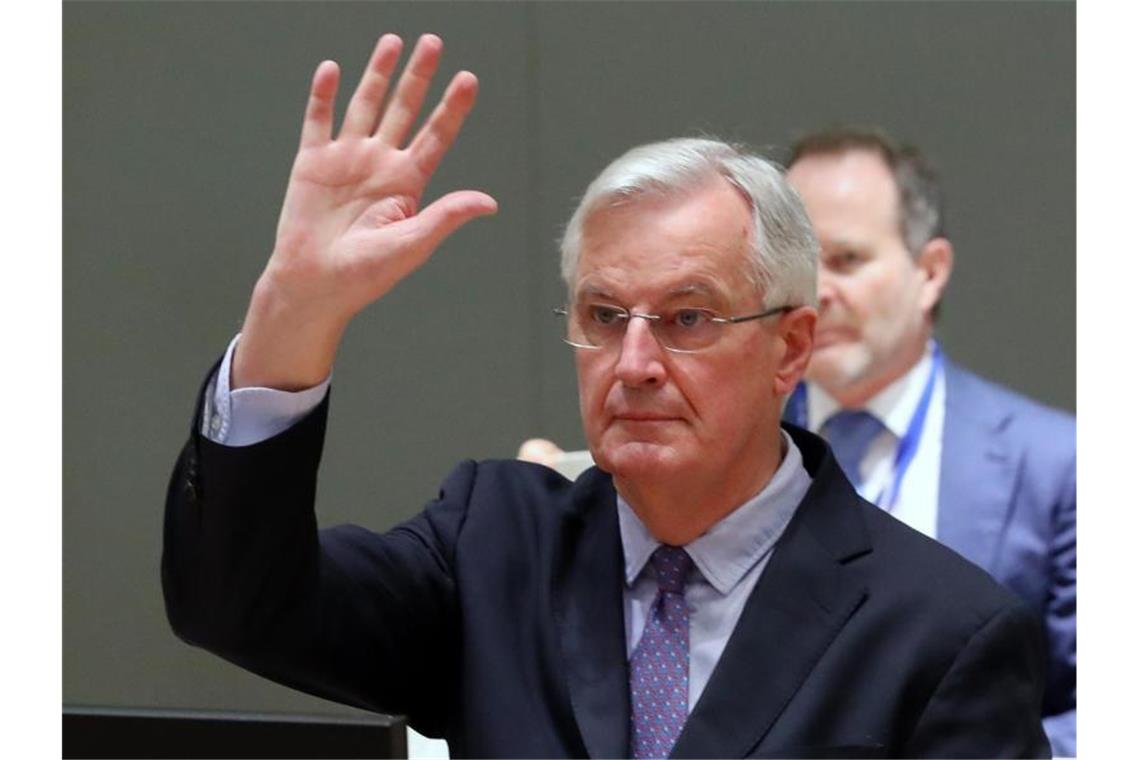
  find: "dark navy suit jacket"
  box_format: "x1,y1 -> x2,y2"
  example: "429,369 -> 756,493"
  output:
163,385 -> 1050,758
783,360 -> 1075,756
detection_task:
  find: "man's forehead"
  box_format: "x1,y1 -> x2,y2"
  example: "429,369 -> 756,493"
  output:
574,275 -> 735,302
788,150 -> 903,235
571,177 -> 757,299
789,150 -> 899,206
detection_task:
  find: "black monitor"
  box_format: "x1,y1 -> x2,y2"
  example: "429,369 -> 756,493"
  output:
62,706 -> 408,759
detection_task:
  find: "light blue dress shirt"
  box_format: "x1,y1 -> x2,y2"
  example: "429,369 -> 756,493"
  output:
617,433 -> 809,711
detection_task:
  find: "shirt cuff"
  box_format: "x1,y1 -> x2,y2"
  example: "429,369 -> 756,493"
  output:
201,333 -> 331,447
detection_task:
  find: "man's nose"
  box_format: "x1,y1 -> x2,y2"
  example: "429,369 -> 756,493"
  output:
614,316 -> 667,387
817,270 -> 838,308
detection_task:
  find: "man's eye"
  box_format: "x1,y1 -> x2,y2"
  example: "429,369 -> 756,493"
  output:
828,251 -> 863,270
588,305 -> 625,326
673,309 -> 710,329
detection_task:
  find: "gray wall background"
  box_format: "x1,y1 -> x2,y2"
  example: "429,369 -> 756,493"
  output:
64,1 -> 1074,717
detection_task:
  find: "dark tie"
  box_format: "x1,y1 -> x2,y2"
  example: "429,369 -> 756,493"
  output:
823,410 -> 884,489
630,545 -> 693,759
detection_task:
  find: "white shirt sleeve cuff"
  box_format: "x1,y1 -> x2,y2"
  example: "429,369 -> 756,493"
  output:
201,333 -> 331,447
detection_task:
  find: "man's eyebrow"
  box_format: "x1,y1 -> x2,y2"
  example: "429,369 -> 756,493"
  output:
822,236 -> 866,252
663,282 -> 733,305
573,280 -> 730,303
574,283 -> 618,301
666,283 -> 716,298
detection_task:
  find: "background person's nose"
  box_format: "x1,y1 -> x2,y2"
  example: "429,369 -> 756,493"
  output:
817,271 -> 839,310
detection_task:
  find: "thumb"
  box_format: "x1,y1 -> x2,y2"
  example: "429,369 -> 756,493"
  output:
408,190 -> 498,254
352,190 -> 497,304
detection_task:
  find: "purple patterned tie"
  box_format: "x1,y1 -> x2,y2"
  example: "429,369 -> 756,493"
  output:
630,545 -> 693,759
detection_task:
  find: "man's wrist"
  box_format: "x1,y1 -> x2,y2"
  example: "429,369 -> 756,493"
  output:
232,274 -> 348,391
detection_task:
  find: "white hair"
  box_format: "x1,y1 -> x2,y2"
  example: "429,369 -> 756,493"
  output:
559,137 -> 819,309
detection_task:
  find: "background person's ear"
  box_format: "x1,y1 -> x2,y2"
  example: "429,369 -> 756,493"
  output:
916,237 -> 954,316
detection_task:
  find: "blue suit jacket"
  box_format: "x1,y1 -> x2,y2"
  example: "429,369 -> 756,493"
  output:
934,361 -> 1076,755
163,379 -> 1051,758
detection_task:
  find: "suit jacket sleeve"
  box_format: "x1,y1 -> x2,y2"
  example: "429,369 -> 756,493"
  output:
904,599 -> 1051,758
1042,437 -> 1076,756
1007,395 -> 1076,756
162,387 -> 473,734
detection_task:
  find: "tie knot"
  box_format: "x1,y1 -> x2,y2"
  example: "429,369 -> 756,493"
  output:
823,409 -> 884,487
650,545 -> 692,595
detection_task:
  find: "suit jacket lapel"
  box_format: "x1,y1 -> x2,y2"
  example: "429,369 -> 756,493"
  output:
553,469 -> 630,758
937,362 -> 1017,572
672,428 -> 871,758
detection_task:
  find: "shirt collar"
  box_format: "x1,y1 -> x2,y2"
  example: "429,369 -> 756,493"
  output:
807,341 -> 935,438
616,429 -> 812,596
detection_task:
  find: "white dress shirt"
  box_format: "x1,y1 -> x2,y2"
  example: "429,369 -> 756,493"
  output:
807,342 -> 945,538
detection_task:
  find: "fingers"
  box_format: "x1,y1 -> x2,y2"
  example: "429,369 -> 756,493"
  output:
340,34 -> 404,138
305,33 -> 474,162
375,34 -> 443,146
405,190 -> 498,255
408,71 -> 479,178
298,60 -> 341,149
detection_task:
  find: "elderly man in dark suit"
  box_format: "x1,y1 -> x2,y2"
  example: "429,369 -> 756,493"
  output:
524,127 -> 1076,756
163,34 -> 1050,758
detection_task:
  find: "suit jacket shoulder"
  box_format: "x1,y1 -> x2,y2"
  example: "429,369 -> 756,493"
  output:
943,360 -> 1074,460
939,358 -> 1075,575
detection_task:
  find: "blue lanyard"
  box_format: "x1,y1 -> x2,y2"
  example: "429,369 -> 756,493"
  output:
875,345 -> 941,511
788,345 -> 943,512
786,382 -> 809,429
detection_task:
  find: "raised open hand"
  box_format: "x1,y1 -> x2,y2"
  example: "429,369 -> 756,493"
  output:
235,34 -> 497,390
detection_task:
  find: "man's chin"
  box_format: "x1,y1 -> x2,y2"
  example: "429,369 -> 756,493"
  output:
593,440 -> 684,480
806,346 -> 871,393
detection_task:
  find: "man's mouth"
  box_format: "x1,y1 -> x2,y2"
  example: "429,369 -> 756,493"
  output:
814,328 -> 854,348
614,414 -> 677,422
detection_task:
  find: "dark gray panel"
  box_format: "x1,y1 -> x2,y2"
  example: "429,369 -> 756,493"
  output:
64,0 -> 1074,718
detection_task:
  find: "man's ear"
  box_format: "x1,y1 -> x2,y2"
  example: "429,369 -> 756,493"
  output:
774,306 -> 817,395
916,237 -> 954,315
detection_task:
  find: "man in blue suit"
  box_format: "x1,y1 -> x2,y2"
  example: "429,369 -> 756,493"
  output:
164,36 -> 1052,757
782,128 -> 1075,755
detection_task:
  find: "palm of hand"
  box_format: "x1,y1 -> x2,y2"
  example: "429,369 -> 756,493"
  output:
264,33 -> 496,322
275,141 -> 427,312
